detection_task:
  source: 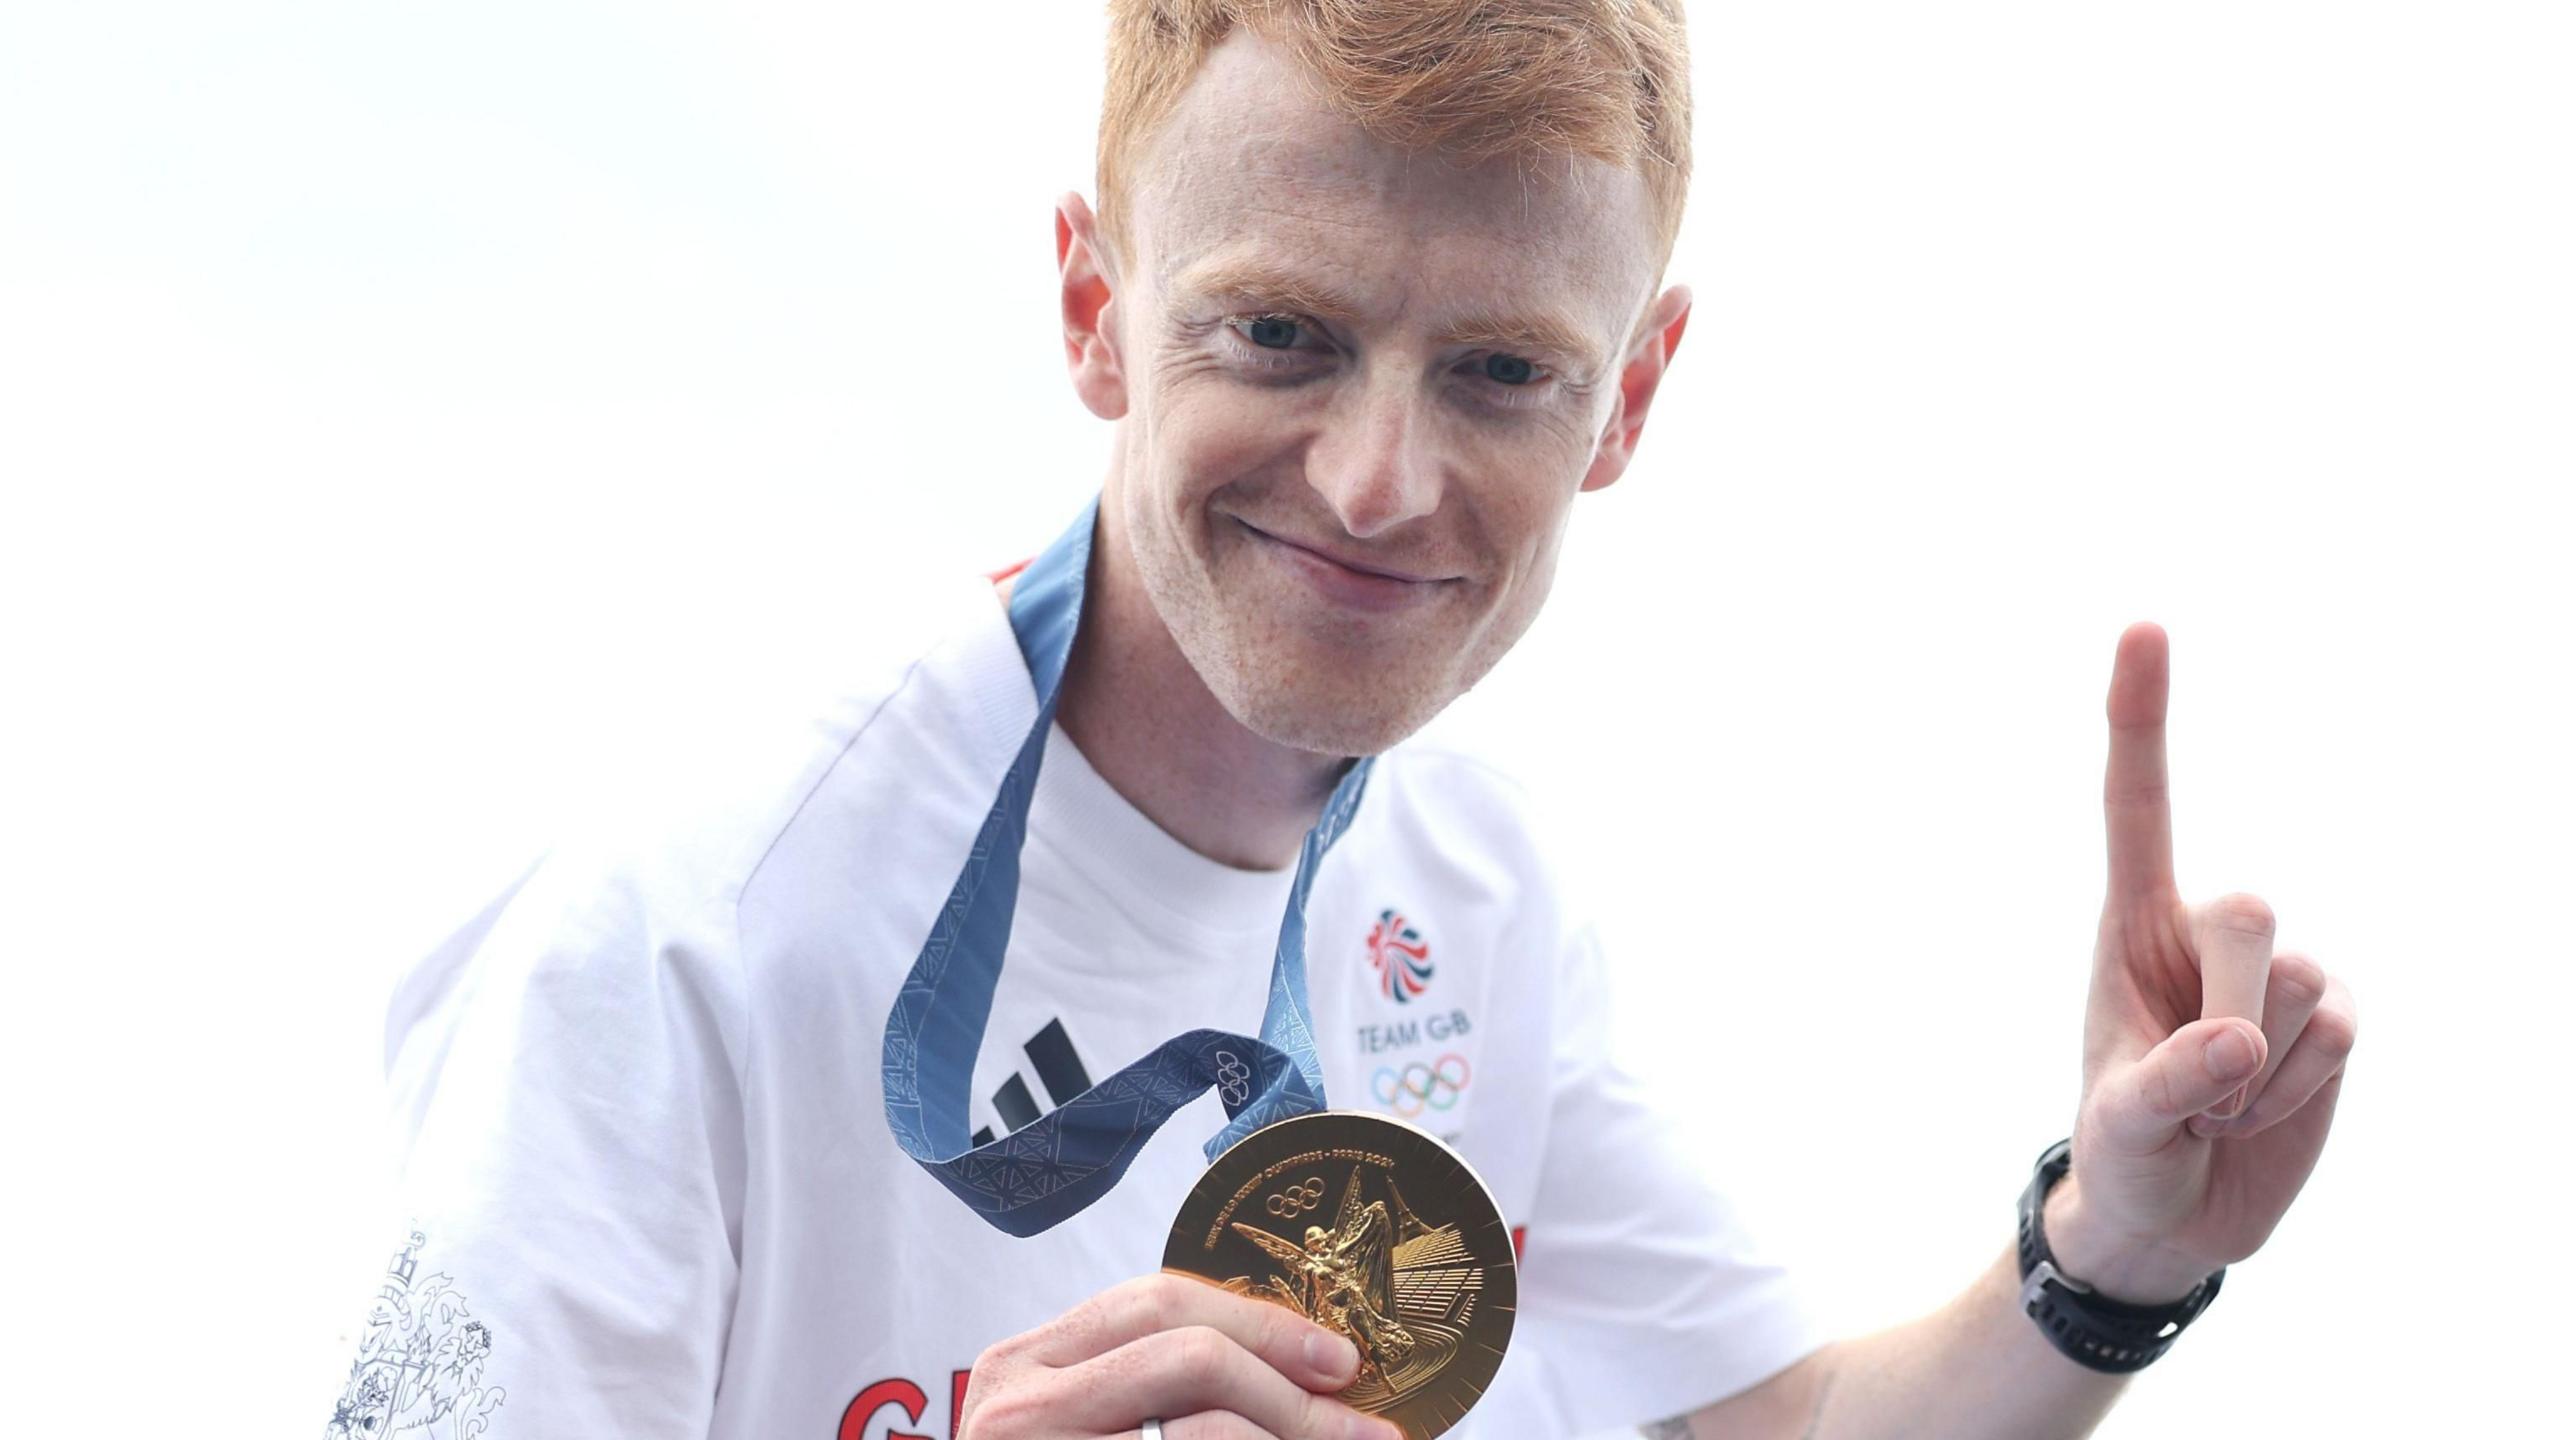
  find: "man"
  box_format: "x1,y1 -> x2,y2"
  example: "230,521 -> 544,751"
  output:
329,3 -> 2359,1438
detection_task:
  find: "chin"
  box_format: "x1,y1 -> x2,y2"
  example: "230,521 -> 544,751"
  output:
1209,666 -> 1454,758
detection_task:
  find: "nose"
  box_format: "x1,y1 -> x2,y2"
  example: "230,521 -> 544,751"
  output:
1303,374 -> 1443,540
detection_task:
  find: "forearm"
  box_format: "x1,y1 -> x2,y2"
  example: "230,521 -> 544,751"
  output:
1798,1173 -> 2175,1440
1804,1256 -> 2126,1438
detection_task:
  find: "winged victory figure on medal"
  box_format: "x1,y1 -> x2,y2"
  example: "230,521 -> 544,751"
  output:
1230,1166 -> 1433,1387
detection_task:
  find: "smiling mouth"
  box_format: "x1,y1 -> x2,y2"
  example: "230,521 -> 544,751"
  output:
1230,516 -> 1456,617
1233,520 -> 1450,585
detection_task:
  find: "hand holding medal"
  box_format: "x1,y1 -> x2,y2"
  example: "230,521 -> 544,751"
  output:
884,498 -> 1513,1438
957,1271 -> 1399,1440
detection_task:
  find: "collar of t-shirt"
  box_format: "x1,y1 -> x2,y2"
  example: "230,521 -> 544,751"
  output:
1018,718 -> 1303,967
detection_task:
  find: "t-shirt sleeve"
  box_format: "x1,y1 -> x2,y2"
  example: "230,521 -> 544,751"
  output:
323,846 -> 751,1440
1507,920 -> 1836,1434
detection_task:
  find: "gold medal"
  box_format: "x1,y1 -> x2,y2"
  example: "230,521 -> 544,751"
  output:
1162,1111 -> 1516,1438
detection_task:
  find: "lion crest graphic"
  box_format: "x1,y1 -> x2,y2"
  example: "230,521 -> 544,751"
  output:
325,1231 -> 507,1438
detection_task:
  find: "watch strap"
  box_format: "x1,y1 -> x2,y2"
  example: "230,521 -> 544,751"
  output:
2016,1135 -> 2226,1374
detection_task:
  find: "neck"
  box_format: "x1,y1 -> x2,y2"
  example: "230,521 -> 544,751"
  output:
1010,501 -> 1345,873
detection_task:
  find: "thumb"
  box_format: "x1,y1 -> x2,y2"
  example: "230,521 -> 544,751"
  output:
2095,1018 -> 2268,1141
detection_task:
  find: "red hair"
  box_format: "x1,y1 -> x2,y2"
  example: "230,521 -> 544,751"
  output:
1098,0 -> 1693,276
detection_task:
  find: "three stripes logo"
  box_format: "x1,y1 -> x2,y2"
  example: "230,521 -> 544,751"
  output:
968,1017 -> 1093,1149
1365,908 -> 1434,1003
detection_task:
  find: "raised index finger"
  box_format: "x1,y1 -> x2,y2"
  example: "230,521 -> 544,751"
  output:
2103,621 -> 2176,907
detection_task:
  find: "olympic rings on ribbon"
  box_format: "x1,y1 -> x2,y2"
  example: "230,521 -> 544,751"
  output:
1213,1049 -> 1252,1107
1266,1177 -> 1328,1218
1369,1053 -> 1472,1117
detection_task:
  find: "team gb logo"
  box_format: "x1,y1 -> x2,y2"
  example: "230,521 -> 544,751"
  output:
1366,908 -> 1434,1003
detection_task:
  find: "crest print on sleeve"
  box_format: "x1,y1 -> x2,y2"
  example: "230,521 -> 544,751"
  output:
325,1230 -> 507,1439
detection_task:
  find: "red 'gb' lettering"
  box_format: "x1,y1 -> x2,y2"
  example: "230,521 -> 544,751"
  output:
838,1377 -> 930,1440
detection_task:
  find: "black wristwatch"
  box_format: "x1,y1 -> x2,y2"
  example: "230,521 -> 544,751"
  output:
2016,1136 -> 2226,1374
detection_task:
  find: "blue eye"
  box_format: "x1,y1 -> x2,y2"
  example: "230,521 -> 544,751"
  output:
1485,354 -> 1536,385
1244,316 -> 1301,349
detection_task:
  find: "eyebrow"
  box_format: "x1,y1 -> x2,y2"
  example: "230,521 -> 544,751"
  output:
1168,256 -> 1614,378
1439,306 -> 1614,379
1172,257 -> 1366,325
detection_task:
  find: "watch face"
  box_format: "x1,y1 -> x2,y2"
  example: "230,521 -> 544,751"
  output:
1164,1111 -> 1515,1439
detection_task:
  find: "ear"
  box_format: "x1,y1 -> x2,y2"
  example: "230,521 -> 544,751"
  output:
1579,283 -> 1692,494
1056,191 -> 1129,422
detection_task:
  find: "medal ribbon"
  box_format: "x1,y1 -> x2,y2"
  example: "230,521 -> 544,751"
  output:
880,495 -> 1374,1237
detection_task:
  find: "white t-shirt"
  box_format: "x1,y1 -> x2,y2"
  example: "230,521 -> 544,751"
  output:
328,569 -> 1832,1440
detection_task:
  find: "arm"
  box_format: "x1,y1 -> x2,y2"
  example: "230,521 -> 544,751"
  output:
1650,1173 -> 2142,1440
325,845 -> 750,1439
1653,625 -> 2360,1439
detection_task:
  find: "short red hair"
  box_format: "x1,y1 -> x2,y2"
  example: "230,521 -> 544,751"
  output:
1098,0 -> 1693,278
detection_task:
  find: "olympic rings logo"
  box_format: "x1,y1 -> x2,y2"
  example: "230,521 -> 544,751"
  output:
1267,1178 -> 1328,1219
1371,1054 -> 1471,1117
1214,1050 -> 1252,1107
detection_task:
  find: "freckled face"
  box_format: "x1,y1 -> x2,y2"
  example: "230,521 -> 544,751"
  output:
1105,28 -> 1663,756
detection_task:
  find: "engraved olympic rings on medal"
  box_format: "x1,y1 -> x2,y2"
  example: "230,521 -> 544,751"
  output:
1213,1049 -> 1253,1107
1370,1053 -> 1471,1118
1265,1176 -> 1328,1218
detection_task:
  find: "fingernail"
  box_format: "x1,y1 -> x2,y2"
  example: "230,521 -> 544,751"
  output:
2208,1083 -> 2249,1121
1356,1416 -> 1404,1440
2206,1029 -> 2259,1083
1308,1329 -> 1358,1382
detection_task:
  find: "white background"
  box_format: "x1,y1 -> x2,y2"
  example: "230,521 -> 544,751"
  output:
3,2 -> 2551,1434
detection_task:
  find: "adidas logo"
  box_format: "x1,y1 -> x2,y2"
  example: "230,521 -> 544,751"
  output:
971,1017 -> 1092,1148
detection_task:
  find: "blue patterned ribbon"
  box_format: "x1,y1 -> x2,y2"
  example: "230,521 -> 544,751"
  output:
881,495 -> 1373,1237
